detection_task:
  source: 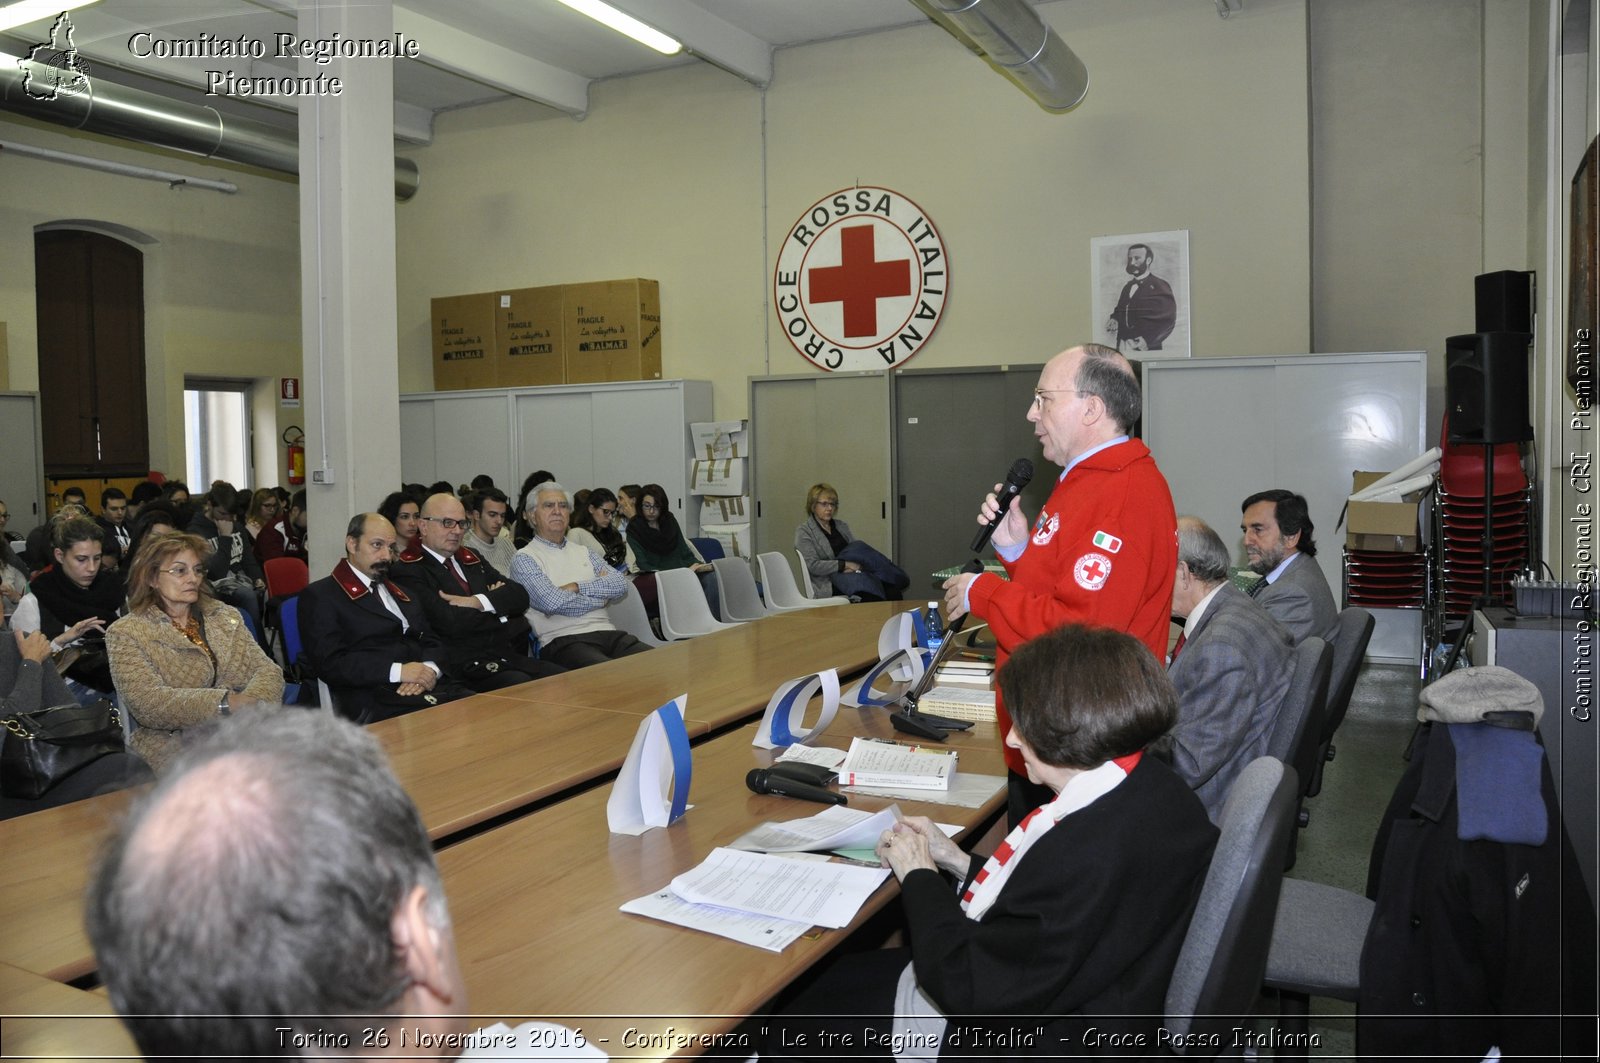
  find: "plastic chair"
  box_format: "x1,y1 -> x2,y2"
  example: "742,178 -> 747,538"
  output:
278,595 -> 306,705
1163,756 -> 1300,1053
794,549 -> 822,600
689,536 -> 726,562
1265,636 -> 1331,865
261,557 -> 309,656
1307,607 -> 1375,797
711,556 -> 772,622
605,581 -> 668,648
755,551 -> 848,612
655,566 -> 743,640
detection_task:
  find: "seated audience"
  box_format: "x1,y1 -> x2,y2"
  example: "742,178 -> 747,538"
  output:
0,524 -> 24,608
96,488 -> 131,571
106,533 -> 284,774
378,488 -> 424,557
122,502 -> 180,583
187,482 -> 266,639
0,592 -> 152,817
299,513 -> 471,723
12,516 -> 120,700
569,487 -> 633,573
127,480 -> 162,521
1163,516 -> 1294,820
626,483 -> 721,620
24,502 -> 87,575
1240,488 -> 1338,644
84,710 -> 475,1059
161,480 -> 193,528
795,482 -> 907,601
392,492 -> 563,689
242,488 -> 280,542
510,482 -> 651,670
255,488 -> 307,564
60,486 -> 87,509
615,483 -> 641,536
463,487 -> 516,575
0,496 -> 18,542
764,625 -> 1217,1057
512,469 -> 556,547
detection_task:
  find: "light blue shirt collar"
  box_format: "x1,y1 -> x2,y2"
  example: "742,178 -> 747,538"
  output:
1061,435 -> 1130,480
1264,552 -> 1296,584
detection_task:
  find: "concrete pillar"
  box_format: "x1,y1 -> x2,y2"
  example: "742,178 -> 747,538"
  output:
297,0 -> 401,576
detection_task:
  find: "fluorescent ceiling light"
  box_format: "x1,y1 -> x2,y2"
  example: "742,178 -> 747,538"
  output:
553,0 -> 682,56
0,0 -> 100,36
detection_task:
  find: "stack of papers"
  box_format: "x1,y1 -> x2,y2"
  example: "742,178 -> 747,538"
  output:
916,685 -> 997,722
839,736 -> 957,790
621,847 -> 890,952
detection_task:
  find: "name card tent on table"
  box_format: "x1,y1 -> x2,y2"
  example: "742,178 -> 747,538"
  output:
753,668 -> 841,749
839,610 -> 925,707
607,695 -> 692,835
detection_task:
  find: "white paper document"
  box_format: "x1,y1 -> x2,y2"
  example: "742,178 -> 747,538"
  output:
669,847 -> 890,929
776,744 -> 847,769
844,770 -> 1008,809
726,805 -> 903,854
619,889 -> 812,953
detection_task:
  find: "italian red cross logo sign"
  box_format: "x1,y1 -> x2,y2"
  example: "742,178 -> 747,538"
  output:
774,187 -> 948,372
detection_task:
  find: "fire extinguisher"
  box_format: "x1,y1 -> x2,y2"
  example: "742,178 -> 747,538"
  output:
284,426 -> 305,486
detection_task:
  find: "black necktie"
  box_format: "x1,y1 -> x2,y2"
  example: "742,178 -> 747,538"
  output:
1248,578 -> 1268,598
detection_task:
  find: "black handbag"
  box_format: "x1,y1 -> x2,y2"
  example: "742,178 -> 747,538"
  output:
1,698 -> 126,800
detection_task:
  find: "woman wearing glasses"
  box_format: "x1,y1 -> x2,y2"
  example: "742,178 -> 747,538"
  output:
796,483 -> 907,602
107,533 -> 284,774
625,484 -> 721,620
569,487 -> 634,573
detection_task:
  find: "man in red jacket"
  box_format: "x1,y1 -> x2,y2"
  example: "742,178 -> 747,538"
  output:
943,343 -> 1178,824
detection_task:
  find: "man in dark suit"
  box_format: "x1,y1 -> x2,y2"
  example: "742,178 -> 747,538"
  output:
96,487 -> 131,571
391,492 -> 563,690
1164,516 -> 1294,820
1105,243 -> 1176,351
1240,488 -> 1339,644
299,513 -> 471,724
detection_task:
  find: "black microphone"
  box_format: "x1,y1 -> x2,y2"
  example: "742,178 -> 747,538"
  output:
746,768 -> 847,806
970,458 -> 1034,552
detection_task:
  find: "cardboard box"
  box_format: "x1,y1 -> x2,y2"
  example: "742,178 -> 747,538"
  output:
497,286 -> 564,387
700,522 -> 752,558
1347,470 -> 1423,552
690,420 -> 749,460
689,458 -> 745,496
563,278 -> 662,383
431,294 -> 499,391
699,495 -> 751,526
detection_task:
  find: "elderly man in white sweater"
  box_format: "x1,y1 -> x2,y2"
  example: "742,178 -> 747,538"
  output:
509,482 -> 653,670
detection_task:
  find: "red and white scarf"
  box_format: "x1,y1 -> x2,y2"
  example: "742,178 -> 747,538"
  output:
960,752 -> 1142,921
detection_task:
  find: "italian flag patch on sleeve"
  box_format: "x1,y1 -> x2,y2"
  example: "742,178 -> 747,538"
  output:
1092,530 -> 1123,554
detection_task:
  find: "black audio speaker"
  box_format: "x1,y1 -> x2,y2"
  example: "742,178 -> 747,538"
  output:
1475,270 -> 1534,333
1446,331 -> 1533,444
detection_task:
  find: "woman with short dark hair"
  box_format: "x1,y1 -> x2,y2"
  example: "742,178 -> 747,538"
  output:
765,625 -> 1217,1060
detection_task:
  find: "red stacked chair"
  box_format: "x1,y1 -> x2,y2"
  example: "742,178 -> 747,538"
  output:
1435,416 -> 1531,619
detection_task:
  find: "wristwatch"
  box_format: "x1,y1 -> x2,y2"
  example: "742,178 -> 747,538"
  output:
218,691 -> 231,717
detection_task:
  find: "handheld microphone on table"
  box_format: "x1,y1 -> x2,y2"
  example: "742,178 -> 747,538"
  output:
746,768 -> 848,806
970,458 -> 1034,553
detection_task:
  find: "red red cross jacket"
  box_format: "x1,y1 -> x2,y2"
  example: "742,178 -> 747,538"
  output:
968,438 -> 1178,775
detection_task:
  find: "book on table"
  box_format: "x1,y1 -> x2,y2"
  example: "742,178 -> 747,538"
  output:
839,736 -> 957,790
916,684 -> 996,722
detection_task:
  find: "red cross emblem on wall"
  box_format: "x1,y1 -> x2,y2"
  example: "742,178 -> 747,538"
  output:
806,225 -> 913,338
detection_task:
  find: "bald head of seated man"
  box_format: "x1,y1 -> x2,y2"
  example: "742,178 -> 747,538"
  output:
86,708 -> 468,1060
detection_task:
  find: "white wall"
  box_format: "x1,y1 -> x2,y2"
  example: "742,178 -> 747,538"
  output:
0,112 -> 302,483
398,0 -> 1313,421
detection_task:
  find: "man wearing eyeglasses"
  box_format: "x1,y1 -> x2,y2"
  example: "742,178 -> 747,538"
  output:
299,513 -> 473,723
391,493 -> 564,690
942,343 -> 1178,824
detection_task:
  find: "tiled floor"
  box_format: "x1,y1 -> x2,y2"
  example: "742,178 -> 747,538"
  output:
1272,661 -> 1421,1057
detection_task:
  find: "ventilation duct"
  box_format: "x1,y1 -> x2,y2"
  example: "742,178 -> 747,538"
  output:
909,0 -> 1088,112
0,58 -> 420,200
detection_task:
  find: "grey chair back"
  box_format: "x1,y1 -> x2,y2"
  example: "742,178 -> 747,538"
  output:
711,556 -> 771,622
1266,636 -> 1331,799
1164,756 -> 1300,1052
605,580 -> 668,648
1320,606 -> 1374,746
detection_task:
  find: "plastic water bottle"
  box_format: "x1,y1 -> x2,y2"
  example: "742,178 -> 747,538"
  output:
924,601 -> 944,652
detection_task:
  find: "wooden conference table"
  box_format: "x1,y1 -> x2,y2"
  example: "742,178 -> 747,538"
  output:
2,602 -> 977,1057
442,705 -> 1008,1059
